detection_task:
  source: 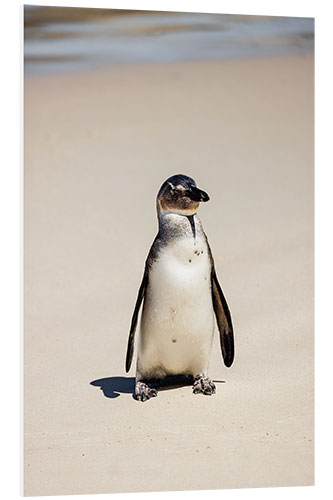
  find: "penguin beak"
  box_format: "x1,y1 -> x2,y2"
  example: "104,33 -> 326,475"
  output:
188,187 -> 210,203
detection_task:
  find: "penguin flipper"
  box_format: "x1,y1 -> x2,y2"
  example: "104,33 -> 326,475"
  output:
125,266 -> 148,373
211,268 -> 234,367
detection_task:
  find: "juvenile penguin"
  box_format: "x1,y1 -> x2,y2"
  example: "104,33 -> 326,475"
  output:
125,174 -> 234,401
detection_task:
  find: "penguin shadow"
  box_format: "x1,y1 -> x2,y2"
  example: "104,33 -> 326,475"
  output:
90,375 -> 225,399
146,376 -> 226,390
90,376 -> 135,399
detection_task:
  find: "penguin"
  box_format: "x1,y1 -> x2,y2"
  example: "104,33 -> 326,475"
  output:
125,174 -> 234,401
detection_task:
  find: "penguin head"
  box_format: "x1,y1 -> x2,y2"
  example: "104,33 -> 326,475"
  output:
157,174 -> 209,216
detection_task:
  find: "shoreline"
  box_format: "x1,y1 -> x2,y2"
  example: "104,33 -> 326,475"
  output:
24,50 -> 314,79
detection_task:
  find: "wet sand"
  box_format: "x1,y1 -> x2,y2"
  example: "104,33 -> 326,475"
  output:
24,54 -> 314,495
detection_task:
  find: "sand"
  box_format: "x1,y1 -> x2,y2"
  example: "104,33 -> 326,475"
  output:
24,54 -> 314,496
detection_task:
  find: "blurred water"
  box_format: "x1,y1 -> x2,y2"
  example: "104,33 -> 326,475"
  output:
24,6 -> 314,76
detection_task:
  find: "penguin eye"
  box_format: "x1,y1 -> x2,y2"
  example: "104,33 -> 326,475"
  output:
175,185 -> 186,195
167,182 -> 186,197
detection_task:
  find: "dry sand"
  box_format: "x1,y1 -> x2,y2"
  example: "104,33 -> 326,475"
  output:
24,54 -> 314,496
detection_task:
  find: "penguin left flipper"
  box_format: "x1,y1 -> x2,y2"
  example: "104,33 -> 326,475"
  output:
211,268 -> 235,368
125,264 -> 148,373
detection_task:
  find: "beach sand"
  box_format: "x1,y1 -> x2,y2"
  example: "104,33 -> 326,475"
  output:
24,54 -> 314,496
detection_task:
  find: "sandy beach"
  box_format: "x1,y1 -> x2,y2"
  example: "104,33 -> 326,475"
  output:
24,54 -> 314,496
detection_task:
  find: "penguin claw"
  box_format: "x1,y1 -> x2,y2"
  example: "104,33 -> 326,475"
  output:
134,381 -> 158,402
192,374 -> 216,395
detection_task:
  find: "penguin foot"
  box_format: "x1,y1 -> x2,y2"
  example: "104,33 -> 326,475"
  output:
193,374 -> 216,395
134,381 -> 158,402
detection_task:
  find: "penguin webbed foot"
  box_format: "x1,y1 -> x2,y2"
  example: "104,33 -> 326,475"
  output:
133,381 -> 158,402
193,374 -> 216,396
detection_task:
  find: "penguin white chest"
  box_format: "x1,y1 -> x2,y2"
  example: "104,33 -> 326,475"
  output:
138,235 -> 215,378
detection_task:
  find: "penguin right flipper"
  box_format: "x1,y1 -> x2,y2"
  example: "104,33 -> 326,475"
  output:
211,268 -> 234,368
125,264 -> 148,373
